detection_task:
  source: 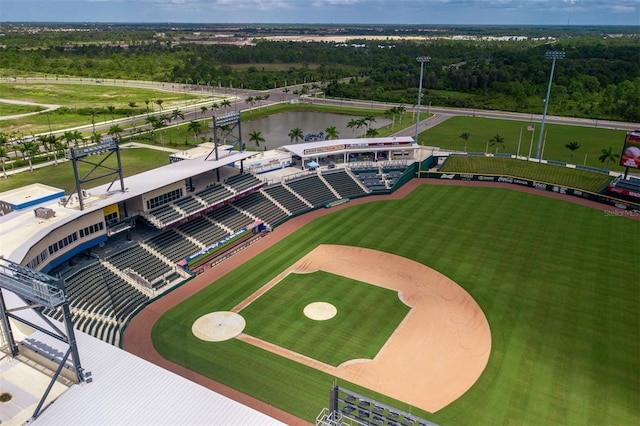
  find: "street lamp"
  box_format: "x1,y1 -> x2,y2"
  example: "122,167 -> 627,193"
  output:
535,51 -> 565,159
415,56 -> 431,143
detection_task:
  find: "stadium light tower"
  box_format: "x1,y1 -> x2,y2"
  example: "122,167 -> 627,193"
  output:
536,50 -> 565,159
415,56 -> 431,143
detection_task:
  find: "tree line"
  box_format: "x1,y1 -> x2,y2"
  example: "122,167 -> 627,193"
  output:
1,30 -> 638,122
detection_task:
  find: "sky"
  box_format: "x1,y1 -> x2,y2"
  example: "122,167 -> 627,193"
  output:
0,0 -> 638,26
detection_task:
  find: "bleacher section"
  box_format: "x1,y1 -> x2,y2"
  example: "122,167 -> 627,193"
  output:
286,174 -> 339,207
148,204 -> 182,225
173,196 -> 206,215
42,262 -> 150,345
232,192 -> 288,226
145,229 -> 201,263
322,170 -> 368,198
263,185 -> 311,215
206,204 -> 255,231
177,216 -> 229,247
225,173 -> 262,193
352,170 -> 387,191
196,184 -> 233,205
106,245 -> 172,283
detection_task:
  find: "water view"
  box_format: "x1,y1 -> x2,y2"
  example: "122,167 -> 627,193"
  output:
240,111 -> 392,150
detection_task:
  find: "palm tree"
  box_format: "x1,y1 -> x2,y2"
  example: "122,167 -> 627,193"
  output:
171,108 -> 185,125
221,99 -> 231,111
91,132 -> 102,145
88,108 -> 98,133
489,133 -> 505,153
288,127 -> 304,143
107,105 -> 116,123
200,105 -> 208,118
397,105 -> 406,123
347,119 -> 357,136
155,99 -> 164,113
128,101 -> 137,117
366,128 -> 379,138
459,132 -> 471,152
598,147 -> 620,170
21,141 -> 39,172
364,114 -> 376,130
565,141 -> 581,163
0,147 -> 8,178
384,109 -> 396,129
248,130 -> 265,149
144,99 -> 150,116
109,124 -> 124,142
211,102 -> 219,115
355,118 -> 367,137
244,96 -> 255,111
325,126 -> 339,140
187,121 -> 202,145
254,95 -> 263,110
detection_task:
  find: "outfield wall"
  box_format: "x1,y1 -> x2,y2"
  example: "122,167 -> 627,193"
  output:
423,172 -> 640,212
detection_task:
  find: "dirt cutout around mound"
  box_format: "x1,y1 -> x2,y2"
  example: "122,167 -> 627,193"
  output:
234,244 -> 491,413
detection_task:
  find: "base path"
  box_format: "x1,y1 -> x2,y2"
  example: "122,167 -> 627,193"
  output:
236,244 -> 491,413
123,178 -> 631,424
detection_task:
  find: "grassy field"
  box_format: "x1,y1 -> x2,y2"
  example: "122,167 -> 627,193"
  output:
0,102 -> 44,115
0,82 -> 204,134
0,147 -> 171,193
439,156 -> 614,192
241,270 -> 409,366
152,184 -> 639,424
425,116 -> 630,173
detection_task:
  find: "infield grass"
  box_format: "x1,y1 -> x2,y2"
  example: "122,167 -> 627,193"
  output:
241,271 -> 409,366
152,184 -> 639,424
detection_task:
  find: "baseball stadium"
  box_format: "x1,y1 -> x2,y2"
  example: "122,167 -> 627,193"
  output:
0,117 -> 638,425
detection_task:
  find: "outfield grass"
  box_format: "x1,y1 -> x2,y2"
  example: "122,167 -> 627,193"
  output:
440,156 -> 614,192
425,116 -> 630,173
241,271 -> 409,366
152,185 -> 639,424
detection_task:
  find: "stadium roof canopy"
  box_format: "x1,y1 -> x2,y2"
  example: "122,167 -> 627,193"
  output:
0,147 -> 257,263
281,136 -> 417,159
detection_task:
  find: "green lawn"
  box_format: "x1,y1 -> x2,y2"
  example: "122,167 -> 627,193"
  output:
0,147 -> 171,193
0,102 -> 44,116
241,270 -> 409,366
424,116 -> 629,172
152,184 -> 639,424
440,156 -> 613,192
0,81 -> 205,134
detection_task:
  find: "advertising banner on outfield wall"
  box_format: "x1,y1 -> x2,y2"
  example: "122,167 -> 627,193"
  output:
425,172 -> 639,212
620,131 -> 640,170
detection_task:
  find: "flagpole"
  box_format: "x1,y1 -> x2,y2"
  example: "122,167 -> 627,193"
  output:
517,127 -> 522,158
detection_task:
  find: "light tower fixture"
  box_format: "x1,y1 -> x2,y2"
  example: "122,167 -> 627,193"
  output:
415,56 -> 431,143
536,50 -> 565,160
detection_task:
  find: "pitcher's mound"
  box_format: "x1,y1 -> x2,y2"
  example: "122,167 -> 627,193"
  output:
192,312 -> 246,342
304,302 -> 337,321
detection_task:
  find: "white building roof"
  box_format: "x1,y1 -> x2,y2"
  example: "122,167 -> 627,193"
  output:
0,288 -> 283,426
281,136 -> 416,158
0,149 -> 257,263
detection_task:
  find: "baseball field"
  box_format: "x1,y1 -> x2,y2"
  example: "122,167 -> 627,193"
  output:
144,182 -> 639,424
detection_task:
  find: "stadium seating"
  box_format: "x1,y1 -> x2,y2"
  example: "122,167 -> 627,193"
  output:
196,184 -> 233,205
145,229 -> 201,263
263,185 -> 311,215
106,245 -> 172,282
232,192 -> 288,226
225,173 -> 262,193
173,196 -> 206,214
148,204 -> 182,225
177,216 -> 230,247
206,204 -> 255,232
322,170 -> 368,198
286,174 -> 339,207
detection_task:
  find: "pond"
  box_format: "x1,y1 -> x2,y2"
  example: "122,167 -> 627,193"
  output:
239,111 -> 391,150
